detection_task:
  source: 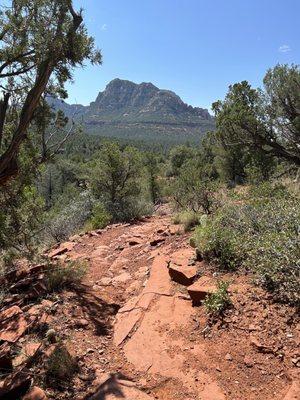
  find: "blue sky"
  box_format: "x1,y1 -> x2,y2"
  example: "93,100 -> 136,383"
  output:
69,0 -> 300,110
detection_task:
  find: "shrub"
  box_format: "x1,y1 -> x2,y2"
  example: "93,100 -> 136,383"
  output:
45,260 -> 87,292
89,203 -> 112,229
204,280 -> 232,317
172,211 -> 200,232
247,182 -> 289,201
47,344 -> 78,383
193,213 -> 242,270
193,189 -> 300,306
46,190 -> 94,242
90,142 -> 146,222
171,159 -> 219,215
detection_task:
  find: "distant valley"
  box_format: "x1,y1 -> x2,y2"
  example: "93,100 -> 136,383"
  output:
50,79 -> 215,144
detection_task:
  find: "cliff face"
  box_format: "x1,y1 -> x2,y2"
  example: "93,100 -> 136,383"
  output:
49,79 -> 215,143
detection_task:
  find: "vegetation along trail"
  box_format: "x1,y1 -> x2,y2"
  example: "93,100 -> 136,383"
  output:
0,1 -> 299,400
30,205 -> 296,400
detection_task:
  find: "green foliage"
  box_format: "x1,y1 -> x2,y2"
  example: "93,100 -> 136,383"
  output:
247,181 -> 289,200
45,260 -> 86,292
47,344 -> 78,383
173,211 -> 200,232
168,145 -> 196,176
193,216 -> 242,271
0,0 -> 101,185
204,280 -> 232,317
90,142 -> 152,222
212,64 -> 300,168
44,189 -> 94,242
144,152 -> 161,203
88,202 -> 112,230
193,185 -> 300,306
0,142 -> 45,258
172,158 -> 218,215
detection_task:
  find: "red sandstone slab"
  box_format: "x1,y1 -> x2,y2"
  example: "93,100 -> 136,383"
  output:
168,263 -> 197,286
187,276 -> 216,305
48,242 -> 74,258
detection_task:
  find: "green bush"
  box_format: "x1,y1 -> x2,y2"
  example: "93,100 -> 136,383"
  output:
247,182 -> 289,201
89,203 -> 112,229
47,344 -> 78,382
171,159 -> 218,215
193,188 -> 300,306
193,213 -> 242,270
204,280 -> 232,317
45,190 -> 94,242
172,211 -> 200,232
45,260 -> 87,292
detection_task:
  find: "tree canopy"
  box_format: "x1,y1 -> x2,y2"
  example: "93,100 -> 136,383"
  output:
0,0 -> 101,185
212,64 -> 300,167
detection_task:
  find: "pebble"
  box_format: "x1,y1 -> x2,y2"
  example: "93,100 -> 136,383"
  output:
86,348 -> 95,354
225,353 -> 233,361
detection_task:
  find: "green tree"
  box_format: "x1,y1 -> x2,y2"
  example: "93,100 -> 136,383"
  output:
0,0 -> 101,185
172,158 -> 217,214
212,64 -> 300,168
169,145 -> 195,176
144,152 -> 161,204
0,142 -> 44,259
90,142 -> 143,221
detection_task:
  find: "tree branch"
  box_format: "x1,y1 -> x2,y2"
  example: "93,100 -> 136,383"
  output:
0,92 -> 10,149
0,2 -> 85,186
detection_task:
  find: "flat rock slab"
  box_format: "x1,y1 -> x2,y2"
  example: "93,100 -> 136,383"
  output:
113,255 -> 170,346
48,241 -> 74,258
143,255 -> 171,296
114,308 -> 143,346
123,296 -> 191,377
168,263 -> 197,286
123,295 -> 226,398
112,272 -> 131,284
0,306 -> 28,343
169,248 -> 196,267
187,276 -> 216,305
90,245 -> 110,258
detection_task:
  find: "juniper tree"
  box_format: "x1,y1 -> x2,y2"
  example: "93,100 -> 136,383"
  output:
212,64 -> 300,167
0,0 -> 101,185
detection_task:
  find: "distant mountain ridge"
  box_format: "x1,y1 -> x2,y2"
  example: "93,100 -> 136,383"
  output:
50,79 -> 215,144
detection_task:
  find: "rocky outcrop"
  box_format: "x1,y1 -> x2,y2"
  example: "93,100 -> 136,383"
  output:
49,79 -> 215,143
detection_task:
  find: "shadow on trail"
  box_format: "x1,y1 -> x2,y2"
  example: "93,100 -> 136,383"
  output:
85,373 -> 132,399
73,285 -> 120,336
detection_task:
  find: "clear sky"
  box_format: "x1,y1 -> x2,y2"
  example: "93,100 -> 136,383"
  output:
68,0 -> 300,110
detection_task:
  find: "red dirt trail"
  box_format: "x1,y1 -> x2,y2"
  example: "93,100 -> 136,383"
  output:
44,206 -> 299,400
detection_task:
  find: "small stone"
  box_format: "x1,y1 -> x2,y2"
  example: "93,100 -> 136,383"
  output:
22,386 -> 47,400
244,356 -> 254,367
79,374 -> 94,382
86,348 -> 94,354
225,353 -> 233,361
75,319 -> 89,328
